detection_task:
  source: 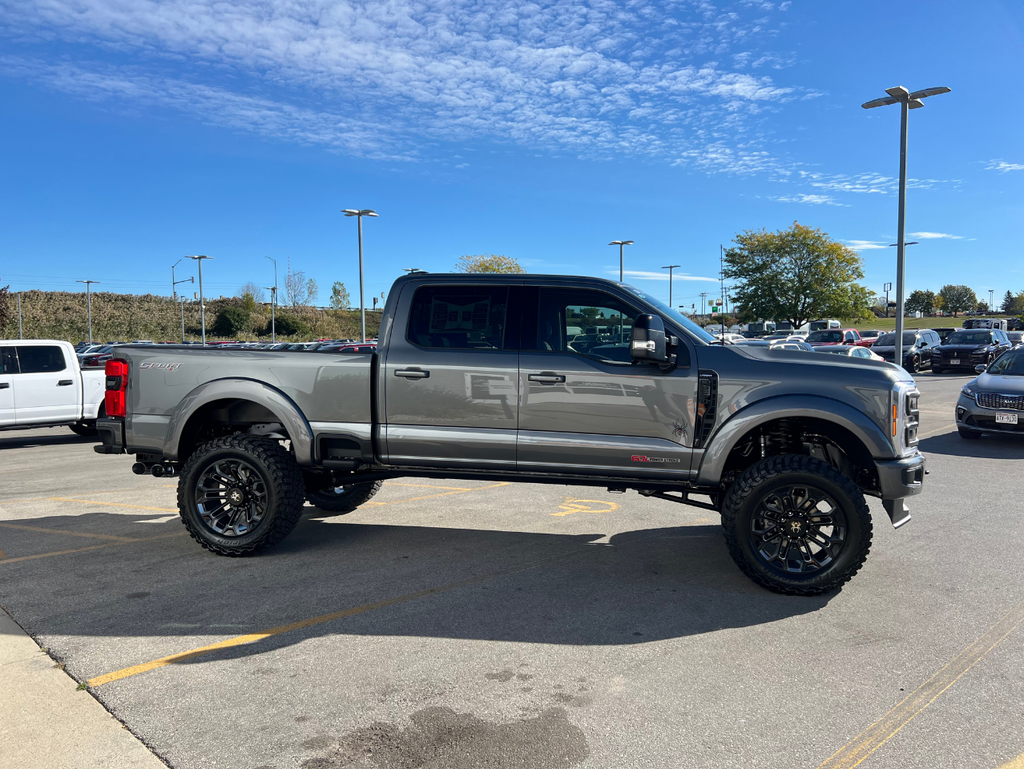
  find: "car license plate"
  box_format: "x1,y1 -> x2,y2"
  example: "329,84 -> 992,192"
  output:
996,412 -> 1018,425
949,359 -> 959,365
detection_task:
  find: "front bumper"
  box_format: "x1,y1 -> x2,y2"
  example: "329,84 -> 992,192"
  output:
955,393 -> 1024,436
875,451 -> 926,529
95,417 -> 126,455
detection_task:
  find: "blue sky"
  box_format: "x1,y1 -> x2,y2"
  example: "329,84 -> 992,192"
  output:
1,0 -> 1021,313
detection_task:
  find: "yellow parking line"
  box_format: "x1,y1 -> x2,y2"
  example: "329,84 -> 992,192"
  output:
0,522 -> 139,542
86,540 -> 572,689
0,533 -> 184,566
816,597 -> 1024,769
46,498 -> 179,513
997,753 -> 1024,769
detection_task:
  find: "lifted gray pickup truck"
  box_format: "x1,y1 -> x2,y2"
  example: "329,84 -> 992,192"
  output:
96,274 -> 925,595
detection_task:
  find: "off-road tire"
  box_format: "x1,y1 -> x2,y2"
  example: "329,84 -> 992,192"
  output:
957,427 -> 982,440
178,435 -> 304,557
305,480 -> 384,515
69,422 -> 99,437
721,454 -> 872,596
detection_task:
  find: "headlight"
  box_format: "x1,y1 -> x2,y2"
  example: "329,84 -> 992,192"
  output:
961,384 -> 975,398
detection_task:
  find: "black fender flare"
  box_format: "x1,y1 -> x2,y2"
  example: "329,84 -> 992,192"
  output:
695,394 -> 895,486
163,378 -> 314,466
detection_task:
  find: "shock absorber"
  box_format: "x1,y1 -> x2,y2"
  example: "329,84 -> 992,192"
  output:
763,420 -> 802,456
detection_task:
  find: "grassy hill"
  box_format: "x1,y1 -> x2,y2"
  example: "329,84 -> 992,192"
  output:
0,290 -> 382,343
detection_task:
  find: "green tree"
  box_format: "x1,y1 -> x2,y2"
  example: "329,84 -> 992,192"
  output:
905,290 -> 936,315
1002,290 -> 1021,315
213,306 -> 250,337
329,281 -> 351,310
723,222 -> 872,329
270,314 -> 310,337
977,301 -> 990,314
938,285 -> 977,317
456,254 -> 526,274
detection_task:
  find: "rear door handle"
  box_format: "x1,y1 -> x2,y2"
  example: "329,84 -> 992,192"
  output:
394,369 -> 429,379
0,383 -> 9,389
528,373 -> 566,384
58,379 -> 74,386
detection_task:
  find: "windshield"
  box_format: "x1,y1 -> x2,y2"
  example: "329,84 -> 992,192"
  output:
807,331 -> 843,343
624,286 -> 717,344
818,346 -> 852,355
946,331 -> 993,345
875,332 -> 918,346
987,351 -> 1024,375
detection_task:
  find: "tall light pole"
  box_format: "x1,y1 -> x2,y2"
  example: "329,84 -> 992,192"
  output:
609,240 -> 634,282
186,255 -> 213,344
863,84 -> 950,365
883,282 -> 893,318
989,289 -> 995,313
76,280 -> 99,343
885,242 -> 918,318
172,259 -> 193,302
342,209 -> 379,342
662,265 -> 681,307
179,297 -> 187,343
265,286 -> 277,342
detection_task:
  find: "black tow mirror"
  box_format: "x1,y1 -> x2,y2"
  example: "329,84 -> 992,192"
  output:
631,314 -> 668,362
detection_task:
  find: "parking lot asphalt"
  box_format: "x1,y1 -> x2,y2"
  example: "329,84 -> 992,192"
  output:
1,370 -> 1023,769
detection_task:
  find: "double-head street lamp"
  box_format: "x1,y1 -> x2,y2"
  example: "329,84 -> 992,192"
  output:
863,84 -> 950,364
342,209 -> 379,342
76,280 -> 99,343
186,255 -> 213,344
662,264 -> 681,307
609,240 -> 634,282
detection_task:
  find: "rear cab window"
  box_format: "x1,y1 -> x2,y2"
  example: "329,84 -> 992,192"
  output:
407,286 -> 510,350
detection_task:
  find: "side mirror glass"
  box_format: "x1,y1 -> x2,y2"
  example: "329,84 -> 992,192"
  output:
975,364 -> 987,373
631,314 -> 668,362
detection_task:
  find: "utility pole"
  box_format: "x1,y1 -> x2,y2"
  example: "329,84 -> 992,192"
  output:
179,297 -> 187,343
989,289 -> 995,313
18,292 -> 23,339
862,84 -> 950,365
76,280 -> 99,343
609,241 -> 634,282
700,292 -> 708,318
720,245 -> 726,313
266,257 -> 278,341
342,209 -> 379,342
265,286 -> 277,341
172,259 -> 193,304
186,255 -> 213,344
662,264 -> 681,307
883,282 -> 893,318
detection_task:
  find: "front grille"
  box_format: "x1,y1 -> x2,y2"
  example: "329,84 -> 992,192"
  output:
976,393 -> 1024,411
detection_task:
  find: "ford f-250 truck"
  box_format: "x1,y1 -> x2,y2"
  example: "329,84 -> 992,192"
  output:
95,274 -> 925,595
1,340 -> 106,436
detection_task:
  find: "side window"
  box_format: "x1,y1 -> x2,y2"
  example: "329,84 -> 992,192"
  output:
0,348 -> 19,374
16,346 -> 66,374
407,286 -> 509,350
534,288 -> 638,364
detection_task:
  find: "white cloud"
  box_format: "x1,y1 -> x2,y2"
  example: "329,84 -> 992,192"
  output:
909,232 -> 963,240
986,160 -> 1024,172
771,193 -> 847,206
845,240 -> 891,251
615,269 -> 719,282
0,0 -> 807,166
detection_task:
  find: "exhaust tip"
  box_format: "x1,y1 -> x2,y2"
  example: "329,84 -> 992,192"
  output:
131,462 -> 148,475
151,465 -> 165,478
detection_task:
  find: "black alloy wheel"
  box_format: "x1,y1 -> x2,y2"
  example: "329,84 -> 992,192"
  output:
195,457 -> 269,537
721,454 -> 872,596
305,479 -> 383,514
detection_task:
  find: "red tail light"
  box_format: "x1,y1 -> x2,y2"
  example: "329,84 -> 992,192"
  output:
104,359 -> 129,418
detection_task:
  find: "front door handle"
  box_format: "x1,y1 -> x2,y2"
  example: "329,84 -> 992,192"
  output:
57,379 -> 74,386
0,382 -> 9,389
528,373 -> 566,385
394,369 -> 429,379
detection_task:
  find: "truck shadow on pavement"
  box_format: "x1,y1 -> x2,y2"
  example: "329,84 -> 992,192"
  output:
919,431 -> 1023,459
0,510 -> 833,674
0,432 -> 98,450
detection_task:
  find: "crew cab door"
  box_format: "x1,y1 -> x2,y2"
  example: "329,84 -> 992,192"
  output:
517,287 -> 698,479
0,347 -> 16,427
382,282 -> 520,468
11,344 -> 79,424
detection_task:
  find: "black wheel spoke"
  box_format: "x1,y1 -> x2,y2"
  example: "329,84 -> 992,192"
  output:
749,482 -> 848,577
194,457 -> 268,537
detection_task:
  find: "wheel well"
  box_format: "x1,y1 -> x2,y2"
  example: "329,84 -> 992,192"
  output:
721,417 -> 880,494
177,399 -> 286,462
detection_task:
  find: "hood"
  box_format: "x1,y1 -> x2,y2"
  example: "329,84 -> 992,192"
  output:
937,344 -> 994,353
975,372 -> 1024,393
731,344 -> 910,381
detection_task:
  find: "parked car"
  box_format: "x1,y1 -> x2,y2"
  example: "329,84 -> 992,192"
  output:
872,329 -> 940,373
931,329 -> 1013,374
955,348 -> 1024,439
771,340 -> 815,352
94,272 -> 926,596
932,327 -> 957,344
0,340 -> 106,436
1006,331 -> 1024,348
963,318 -> 1009,331
816,345 -> 886,362
805,329 -> 862,348
855,330 -> 882,347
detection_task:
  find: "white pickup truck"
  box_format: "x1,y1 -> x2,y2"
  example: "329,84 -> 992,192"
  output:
0,340 -> 106,436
